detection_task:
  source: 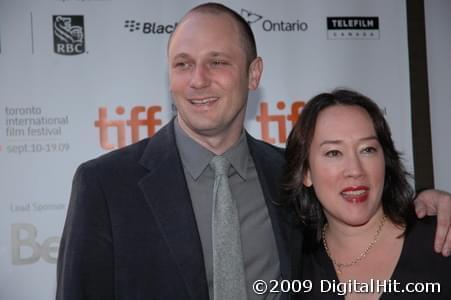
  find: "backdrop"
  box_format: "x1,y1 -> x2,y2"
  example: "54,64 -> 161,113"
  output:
425,0 -> 451,193
0,0 -> 417,299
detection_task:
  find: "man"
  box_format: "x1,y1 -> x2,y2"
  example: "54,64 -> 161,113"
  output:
56,3 -> 451,300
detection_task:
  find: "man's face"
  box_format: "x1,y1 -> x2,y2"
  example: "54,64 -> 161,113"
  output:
168,12 -> 262,149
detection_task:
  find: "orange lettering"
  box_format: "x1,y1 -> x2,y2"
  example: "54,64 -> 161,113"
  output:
95,105 -> 162,150
287,101 -> 305,126
256,100 -> 306,145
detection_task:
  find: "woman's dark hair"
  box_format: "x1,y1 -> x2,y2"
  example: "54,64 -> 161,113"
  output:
282,89 -> 414,241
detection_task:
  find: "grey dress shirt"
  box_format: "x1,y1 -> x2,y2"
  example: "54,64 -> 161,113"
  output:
174,119 -> 281,300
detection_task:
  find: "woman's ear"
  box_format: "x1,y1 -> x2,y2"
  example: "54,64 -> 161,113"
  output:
303,169 -> 312,187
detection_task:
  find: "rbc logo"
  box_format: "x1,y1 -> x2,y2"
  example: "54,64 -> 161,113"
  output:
53,15 -> 85,55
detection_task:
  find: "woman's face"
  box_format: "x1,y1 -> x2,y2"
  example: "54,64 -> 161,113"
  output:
304,105 -> 386,227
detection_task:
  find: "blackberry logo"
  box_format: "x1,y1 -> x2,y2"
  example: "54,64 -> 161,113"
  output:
124,20 -> 177,34
240,9 -> 262,24
124,20 -> 141,32
53,15 -> 85,55
327,17 -> 379,39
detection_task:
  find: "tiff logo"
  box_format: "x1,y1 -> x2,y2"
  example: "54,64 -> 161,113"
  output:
94,101 -> 305,149
94,106 -> 162,150
53,15 -> 85,55
256,100 -> 305,144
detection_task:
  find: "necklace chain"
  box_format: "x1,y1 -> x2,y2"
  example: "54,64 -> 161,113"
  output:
322,215 -> 386,274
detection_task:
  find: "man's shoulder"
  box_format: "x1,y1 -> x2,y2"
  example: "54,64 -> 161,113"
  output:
246,133 -> 285,160
79,120 -> 174,172
404,216 -> 451,264
77,137 -> 151,176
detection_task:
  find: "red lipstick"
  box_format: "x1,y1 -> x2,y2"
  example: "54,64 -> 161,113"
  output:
341,186 -> 369,203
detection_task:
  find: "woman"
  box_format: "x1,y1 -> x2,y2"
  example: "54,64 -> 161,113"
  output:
283,89 -> 450,299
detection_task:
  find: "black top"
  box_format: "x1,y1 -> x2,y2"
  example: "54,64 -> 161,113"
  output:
299,217 -> 451,299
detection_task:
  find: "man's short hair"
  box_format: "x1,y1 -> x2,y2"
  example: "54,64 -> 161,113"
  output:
168,2 -> 258,66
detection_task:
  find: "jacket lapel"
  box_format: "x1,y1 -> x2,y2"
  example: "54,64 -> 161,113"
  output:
138,120 -> 209,300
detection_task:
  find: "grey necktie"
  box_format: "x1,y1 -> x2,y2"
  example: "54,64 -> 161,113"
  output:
210,156 -> 247,300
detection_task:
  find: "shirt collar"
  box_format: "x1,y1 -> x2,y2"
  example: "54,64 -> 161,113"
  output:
174,118 -> 249,181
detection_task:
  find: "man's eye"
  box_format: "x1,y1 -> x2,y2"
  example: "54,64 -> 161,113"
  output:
174,62 -> 190,69
211,60 -> 227,66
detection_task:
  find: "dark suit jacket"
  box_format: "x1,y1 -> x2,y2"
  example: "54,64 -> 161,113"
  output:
56,119 -> 303,300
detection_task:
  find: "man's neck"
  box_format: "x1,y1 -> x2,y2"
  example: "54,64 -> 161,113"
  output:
176,118 -> 244,155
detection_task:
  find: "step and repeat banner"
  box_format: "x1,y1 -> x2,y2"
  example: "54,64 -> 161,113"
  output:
425,0 -> 451,193
0,0 -> 413,299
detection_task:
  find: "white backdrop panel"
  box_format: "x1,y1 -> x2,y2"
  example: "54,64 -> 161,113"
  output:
0,1 -> 412,299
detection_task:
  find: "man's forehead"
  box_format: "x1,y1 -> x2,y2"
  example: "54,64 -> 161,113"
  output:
174,11 -> 239,38
182,10 -> 230,23
168,12 -> 241,53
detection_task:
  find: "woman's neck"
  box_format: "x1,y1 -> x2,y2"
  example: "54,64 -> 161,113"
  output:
325,211 -> 387,251
322,211 -> 405,300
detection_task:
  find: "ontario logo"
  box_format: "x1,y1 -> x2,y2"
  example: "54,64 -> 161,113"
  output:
53,15 -> 85,55
240,8 -> 308,32
241,9 -> 263,24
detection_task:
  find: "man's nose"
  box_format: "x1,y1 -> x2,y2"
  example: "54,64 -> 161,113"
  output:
190,65 -> 211,89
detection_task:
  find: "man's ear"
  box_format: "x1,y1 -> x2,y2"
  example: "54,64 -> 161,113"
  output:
248,57 -> 263,90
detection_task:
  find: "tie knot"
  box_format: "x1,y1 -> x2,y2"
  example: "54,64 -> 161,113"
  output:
210,156 -> 230,176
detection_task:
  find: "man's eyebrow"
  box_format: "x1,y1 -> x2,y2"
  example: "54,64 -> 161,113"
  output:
209,52 -> 231,58
172,53 -> 190,60
172,51 -> 232,59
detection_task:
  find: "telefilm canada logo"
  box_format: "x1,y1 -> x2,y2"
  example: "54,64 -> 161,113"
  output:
327,17 -> 380,40
124,20 -> 177,34
53,15 -> 85,55
240,8 -> 308,32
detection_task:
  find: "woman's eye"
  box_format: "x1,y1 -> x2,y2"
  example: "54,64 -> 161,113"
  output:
362,146 -> 377,154
325,150 -> 341,157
